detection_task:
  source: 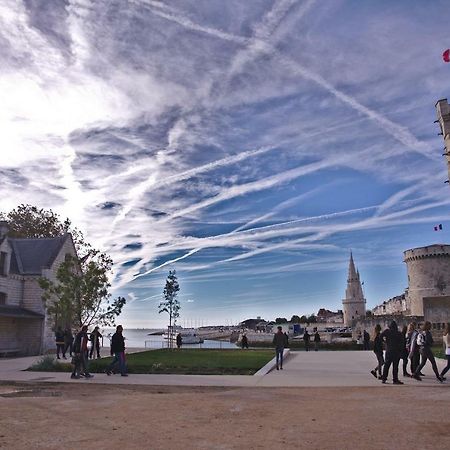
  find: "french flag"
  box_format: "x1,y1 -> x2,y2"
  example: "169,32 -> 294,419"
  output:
434,224 -> 443,231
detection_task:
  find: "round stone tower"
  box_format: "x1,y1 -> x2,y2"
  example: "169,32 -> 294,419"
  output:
403,244 -> 450,316
342,253 -> 366,326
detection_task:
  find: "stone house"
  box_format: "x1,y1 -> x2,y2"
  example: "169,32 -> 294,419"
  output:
0,221 -> 77,356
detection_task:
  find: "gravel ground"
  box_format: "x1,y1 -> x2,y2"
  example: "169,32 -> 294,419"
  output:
0,382 -> 449,450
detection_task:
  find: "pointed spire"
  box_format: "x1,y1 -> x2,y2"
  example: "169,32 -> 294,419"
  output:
348,252 -> 357,281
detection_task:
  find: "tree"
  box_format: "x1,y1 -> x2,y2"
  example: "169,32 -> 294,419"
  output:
307,314 -> 317,324
4,204 -> 71,238
3,204 -> 125,328
158,270 -> 181,349
39,254 -> 126,328
275,317 -> 288,324
299,315 -> 308,323
290,315 -> 301,323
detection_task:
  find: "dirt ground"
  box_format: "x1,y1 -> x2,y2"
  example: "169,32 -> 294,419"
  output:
0,382 -> 449,450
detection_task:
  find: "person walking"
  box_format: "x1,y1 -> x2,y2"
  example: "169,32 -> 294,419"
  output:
439,323 -> 450,380
363,330 -> 370,350
412,321 -> 443,382
64,327 -> 74,358
313,331 -> 321,351
406,322 -> 420,375
381,320 -> 404,385
241,334 -> 249,349
370,324 -> 384,380
72,325 -> 93,379
176,333 -> 183,349
273,326 -> 288,370
106,325 -> 128,376
303,330 -> 310,352
400,325 -> 411,378
55,326 -> 65,359
89,326 -> 103,359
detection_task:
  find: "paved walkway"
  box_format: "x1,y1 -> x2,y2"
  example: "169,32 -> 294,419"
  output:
0,350 -> 448,388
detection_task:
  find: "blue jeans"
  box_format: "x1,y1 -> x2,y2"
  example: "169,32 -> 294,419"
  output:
275,348 -> 284,368
107,352 -> 127,375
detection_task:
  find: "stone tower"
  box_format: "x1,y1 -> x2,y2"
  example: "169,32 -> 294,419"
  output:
404,244 -> 450,316
342,253 -> 366,326
436,99 -> 450,182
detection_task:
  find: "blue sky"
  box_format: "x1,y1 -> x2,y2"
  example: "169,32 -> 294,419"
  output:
2,0 -> 450,328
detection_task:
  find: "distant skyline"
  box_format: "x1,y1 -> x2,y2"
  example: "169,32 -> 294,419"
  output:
2,1 -> 450,328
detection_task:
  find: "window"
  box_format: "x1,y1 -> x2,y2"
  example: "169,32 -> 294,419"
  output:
0,292 -> 6,305
0,252 -> 7,276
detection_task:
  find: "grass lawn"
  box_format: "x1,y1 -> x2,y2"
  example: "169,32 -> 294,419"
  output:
28,349 -> 275,375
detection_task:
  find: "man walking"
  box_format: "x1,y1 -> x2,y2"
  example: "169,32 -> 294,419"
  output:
412,321 -> 443,382
314,330 -> 321,351
106,325 -> 128,376
273,326 -> 288,370
55,326 -> 65,359
303,330 -> 310,352
72,325 -> 93,379
89,326 -> 103,359
381,321 -> 403,384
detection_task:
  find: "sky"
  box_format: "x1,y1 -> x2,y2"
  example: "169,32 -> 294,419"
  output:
2,0 -> 450,328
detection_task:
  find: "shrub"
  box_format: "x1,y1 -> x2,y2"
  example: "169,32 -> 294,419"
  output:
27,355 -> 71,372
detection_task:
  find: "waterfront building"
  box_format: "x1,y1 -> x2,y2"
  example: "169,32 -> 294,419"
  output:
0,221 -> 77,355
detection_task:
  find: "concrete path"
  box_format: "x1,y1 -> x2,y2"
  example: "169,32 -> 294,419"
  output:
0,350 -> 448,388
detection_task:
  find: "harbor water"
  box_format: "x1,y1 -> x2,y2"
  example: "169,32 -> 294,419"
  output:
102,328 -> 238,350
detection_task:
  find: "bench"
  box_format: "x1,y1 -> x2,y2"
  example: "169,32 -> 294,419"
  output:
0,348 -> 20,357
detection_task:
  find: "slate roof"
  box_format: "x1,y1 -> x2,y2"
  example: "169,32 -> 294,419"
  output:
9,234 -> 70,275
0,304 -> 44,319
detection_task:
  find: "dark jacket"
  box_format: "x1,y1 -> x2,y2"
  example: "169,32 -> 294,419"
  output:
381,321 -> 403,355
373,333 -> 383,354
303,331 -> 310,343
73,330 -> 88,353
55,329 -> 64,343
64,329 -> 74,344
273,331 -> 288,349
314,332 -> 321,343
111,332 -> 125,354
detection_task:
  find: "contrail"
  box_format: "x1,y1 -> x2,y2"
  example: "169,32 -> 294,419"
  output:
136,1 -> 434,160
112,145 -> 276,226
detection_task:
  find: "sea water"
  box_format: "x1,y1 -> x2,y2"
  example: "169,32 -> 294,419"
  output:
101,328 -> 237,349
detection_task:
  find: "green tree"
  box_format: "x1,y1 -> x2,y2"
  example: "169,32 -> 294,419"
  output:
275,317 -> 288,324
299,315 -> 308,323
4,204 -> 71,238
158,270 -> 181,349
39,254 -> 126,328
290,315 -> 301,323
307,314 -> 317,323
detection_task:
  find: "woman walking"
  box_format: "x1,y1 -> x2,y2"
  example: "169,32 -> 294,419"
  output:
401,325 -> 411,377
406,322 -> 420,375
412,321 -> 443,382
440,323 -> 450,380
370,324 -> 384,380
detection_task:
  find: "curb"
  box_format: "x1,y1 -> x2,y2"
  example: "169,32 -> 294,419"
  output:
253,348 -> 290,376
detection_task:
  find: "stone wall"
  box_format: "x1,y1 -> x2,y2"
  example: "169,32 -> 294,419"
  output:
352,315 -> 424,340
0,317 -> 19,351
404,245 -> 450,316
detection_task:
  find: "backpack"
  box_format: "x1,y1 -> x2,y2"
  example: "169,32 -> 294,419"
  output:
416,331 -> 426,347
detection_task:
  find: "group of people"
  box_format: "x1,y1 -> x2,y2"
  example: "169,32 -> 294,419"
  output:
55,324 -> 128,379
371,320 -> 450,384
55,325 -> 103,360
302,329 -> 321,352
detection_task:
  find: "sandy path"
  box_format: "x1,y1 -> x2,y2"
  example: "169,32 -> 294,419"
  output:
0,383 -> 449,450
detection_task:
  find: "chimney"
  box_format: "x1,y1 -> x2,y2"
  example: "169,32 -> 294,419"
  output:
0,221 -> 9,239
